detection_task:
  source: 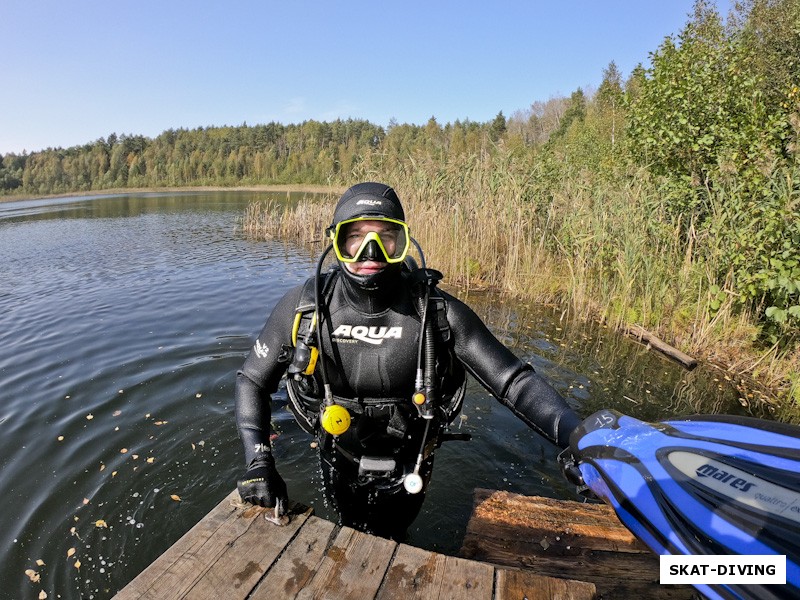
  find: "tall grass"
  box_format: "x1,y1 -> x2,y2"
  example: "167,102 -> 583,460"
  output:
240,196 -> 336,244
242,154 -> 706,331
240,149 -> 798,408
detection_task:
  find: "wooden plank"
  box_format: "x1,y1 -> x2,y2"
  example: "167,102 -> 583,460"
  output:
436,555 -> 494,600
114,491 -> 241,599
183,504 -> 313,599
250,516 -> 337,600
375,544 -> 447,600
295,526 -> 397,600
496,568 -> 597,600
376,546 -> 493,600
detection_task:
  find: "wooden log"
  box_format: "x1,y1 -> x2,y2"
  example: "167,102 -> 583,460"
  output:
464,489 -> 645,554
623,324 -> 697,370
463,533 -> 693,600
460,489 -> 695,600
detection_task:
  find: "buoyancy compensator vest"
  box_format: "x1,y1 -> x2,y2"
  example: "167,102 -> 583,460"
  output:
284,263 -> 467,441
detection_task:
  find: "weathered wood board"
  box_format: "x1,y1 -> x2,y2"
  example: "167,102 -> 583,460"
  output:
460,489 -> 696,600
115,489 -> 598,599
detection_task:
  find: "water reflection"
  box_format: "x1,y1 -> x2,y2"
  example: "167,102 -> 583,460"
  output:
461,293 -> 770,420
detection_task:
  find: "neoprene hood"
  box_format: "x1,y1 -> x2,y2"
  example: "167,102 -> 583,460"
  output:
329,182 -> 408,291
332,182 -> 405,226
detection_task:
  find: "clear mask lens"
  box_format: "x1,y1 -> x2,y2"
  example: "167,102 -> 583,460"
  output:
331,218 -> 409,263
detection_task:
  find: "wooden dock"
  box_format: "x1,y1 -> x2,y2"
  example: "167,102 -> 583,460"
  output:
114,490 -> 597,599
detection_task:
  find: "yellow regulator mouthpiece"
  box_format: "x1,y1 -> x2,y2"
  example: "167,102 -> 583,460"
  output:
320,404 -> 351,436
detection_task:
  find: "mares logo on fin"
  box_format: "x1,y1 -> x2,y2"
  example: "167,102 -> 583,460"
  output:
695,462 -> 757,492
667,450 -> 800,523
331,325 -> 402,345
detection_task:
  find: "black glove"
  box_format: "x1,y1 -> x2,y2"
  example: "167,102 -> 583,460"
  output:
237,453 -> 288,514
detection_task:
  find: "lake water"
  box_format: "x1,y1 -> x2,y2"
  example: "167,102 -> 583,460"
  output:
0,191 -> 767,599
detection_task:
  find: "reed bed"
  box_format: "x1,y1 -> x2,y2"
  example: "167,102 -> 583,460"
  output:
239,151 -> 798,410
240,197 -> 336,244
240,158 -> 706,334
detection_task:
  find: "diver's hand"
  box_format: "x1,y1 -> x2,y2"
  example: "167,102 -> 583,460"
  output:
237,453 -> 288,514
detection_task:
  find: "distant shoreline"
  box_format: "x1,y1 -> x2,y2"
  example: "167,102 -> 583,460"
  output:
0,184 -> 343,203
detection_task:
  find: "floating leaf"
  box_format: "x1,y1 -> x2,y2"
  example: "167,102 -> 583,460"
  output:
120,448 -> 128,454
145,413 -> 151,418
39,591 -> 48,599
154,421 -> 167,426
112,471 -> 118,477
67,548 -> 76,558
86,414 -> 93,420
24,569 -> 40,583
82,498 -> 89,505
99,464 -> 106,472
57,436 -> 64,442
132,454 -> 139,460
95,520 -> 108,528
113,410 -> 122,416
36,559 -> 45,566
195,393 -> 202,398
74,560 -> 81,570
170,494 -> 181,502
146,457 -> 155,464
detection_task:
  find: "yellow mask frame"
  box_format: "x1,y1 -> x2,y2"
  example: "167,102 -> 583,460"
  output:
328,217 -> 410,264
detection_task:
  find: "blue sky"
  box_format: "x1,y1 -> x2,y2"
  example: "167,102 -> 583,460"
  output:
1,1 -> 733,155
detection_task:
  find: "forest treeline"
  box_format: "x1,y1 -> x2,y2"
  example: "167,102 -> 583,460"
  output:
2,0 -> 799,401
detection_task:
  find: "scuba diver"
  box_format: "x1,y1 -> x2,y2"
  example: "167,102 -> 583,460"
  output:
235,181 -> 581,539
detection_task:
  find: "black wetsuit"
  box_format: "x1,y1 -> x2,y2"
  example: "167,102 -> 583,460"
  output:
235,267 -> 580,537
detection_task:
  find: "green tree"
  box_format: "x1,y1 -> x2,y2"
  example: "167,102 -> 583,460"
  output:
596,62 -> 625,149
489,111 -> 507,142
549,88 -> 586,142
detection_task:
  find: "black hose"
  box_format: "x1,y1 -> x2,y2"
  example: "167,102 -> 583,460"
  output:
314,245 -> 333,399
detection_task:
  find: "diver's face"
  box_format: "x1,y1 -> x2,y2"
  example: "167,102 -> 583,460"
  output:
341,220 -> 397,276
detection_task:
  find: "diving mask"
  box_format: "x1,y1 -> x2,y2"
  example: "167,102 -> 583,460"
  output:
328,217 -> 409,264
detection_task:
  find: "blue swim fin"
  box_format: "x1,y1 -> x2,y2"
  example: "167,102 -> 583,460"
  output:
561,409 -> 800,600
